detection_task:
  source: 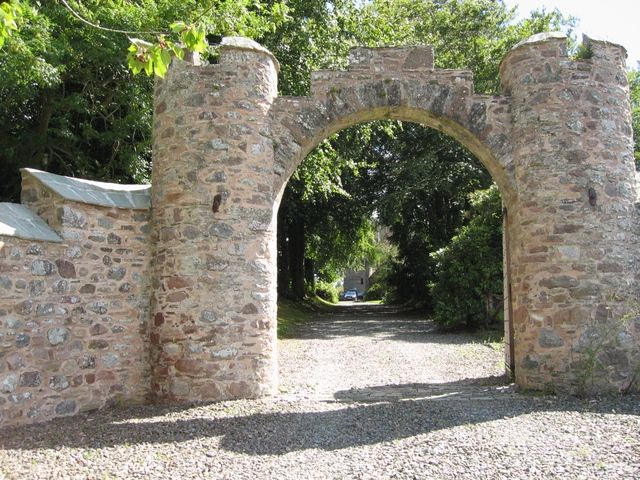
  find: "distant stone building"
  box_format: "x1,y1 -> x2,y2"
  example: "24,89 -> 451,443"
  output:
343,226 -> 390,294
343,260 -> 371,294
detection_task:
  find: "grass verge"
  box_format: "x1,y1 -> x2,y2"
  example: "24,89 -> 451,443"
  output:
277,296 -> 337,338
472,328 -> 504,350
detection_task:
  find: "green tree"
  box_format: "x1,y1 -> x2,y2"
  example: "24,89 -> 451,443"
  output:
260,0 -> 379,298
337,122 -> 493,305
259,0 -> 355,96
0,0 -> 287,201
0,0 -> 21,47
347,0 -> 572,93
276,131 -> 381,298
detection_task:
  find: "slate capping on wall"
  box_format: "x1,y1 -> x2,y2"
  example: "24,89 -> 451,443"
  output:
0,202 -> 63,242
21,168 -> 151,210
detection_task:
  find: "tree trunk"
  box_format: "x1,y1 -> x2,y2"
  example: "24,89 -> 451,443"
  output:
277,206 -> 291,298
26,89 -> 54,169
304,257 -> 315,293
289,215 -> 306,299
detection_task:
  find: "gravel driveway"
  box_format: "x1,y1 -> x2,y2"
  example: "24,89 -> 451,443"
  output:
1,303 -> 639,479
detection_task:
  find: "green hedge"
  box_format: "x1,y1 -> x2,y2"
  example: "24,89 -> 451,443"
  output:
364,283 -> 385,301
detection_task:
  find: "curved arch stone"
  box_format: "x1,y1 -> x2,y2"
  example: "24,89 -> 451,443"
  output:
271,70 -> 515,202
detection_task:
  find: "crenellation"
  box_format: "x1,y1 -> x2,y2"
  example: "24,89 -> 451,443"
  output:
583,35 -> 628,68
348,46 -> 434,71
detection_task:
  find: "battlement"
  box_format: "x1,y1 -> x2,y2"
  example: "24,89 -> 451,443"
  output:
348,45 -> 434,71
309,67 -> 475,99
582,34 -> 628,67
500,32 -> 628,95
155,36 -> 279,120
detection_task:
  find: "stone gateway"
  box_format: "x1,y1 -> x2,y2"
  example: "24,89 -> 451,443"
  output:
1,32 -> 639,428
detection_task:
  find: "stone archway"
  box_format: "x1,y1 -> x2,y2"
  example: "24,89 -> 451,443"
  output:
150,33 -> 640,402
271,46 -> 515,204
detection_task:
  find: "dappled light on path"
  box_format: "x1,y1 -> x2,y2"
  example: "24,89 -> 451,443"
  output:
278,303 -> 507,402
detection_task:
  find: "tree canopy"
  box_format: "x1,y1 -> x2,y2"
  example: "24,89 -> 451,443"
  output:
0,0 -> 288,201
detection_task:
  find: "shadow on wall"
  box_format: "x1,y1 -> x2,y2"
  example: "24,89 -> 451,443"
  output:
2,376 -> 639,455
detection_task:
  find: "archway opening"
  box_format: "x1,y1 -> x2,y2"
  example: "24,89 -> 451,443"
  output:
276,119 -> 512,398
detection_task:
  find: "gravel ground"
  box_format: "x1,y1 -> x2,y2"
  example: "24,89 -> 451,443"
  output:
1,303 -> 639,480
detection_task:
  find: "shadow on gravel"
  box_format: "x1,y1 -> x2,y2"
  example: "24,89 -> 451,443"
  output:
2,379 -> 639,456
332,375 -> 510,402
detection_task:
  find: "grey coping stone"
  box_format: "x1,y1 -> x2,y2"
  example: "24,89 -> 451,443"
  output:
22,168 -> 151,210
512,31 -> 566,50
583,33 -> 627,53
220,36 -> 280,71
0,203 -> 63,243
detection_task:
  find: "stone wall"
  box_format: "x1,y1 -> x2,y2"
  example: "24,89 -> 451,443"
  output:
148,33 -> 639,403
0,170 -> 152,428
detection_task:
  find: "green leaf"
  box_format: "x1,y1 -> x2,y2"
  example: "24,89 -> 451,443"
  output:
170,43 -> 184,59
182,29 -> 196,48
0,0 -> 22,49
154,61 -> 167,78
160,48 -> 171,67
143,57 -> 153,76
153,48 -> 171,78
170,21 -> 187,33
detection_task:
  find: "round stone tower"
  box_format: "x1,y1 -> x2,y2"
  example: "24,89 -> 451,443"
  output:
500,33 -> 640,392
150,38 -> 280,402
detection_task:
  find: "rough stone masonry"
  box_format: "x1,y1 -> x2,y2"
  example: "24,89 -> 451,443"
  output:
1,32 -> 639,429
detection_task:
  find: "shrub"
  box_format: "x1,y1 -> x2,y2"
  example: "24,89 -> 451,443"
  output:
430,185 -> 503,329
366,244 -> 401,303
364,282 -> 385,301
315,280 -> 339,303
